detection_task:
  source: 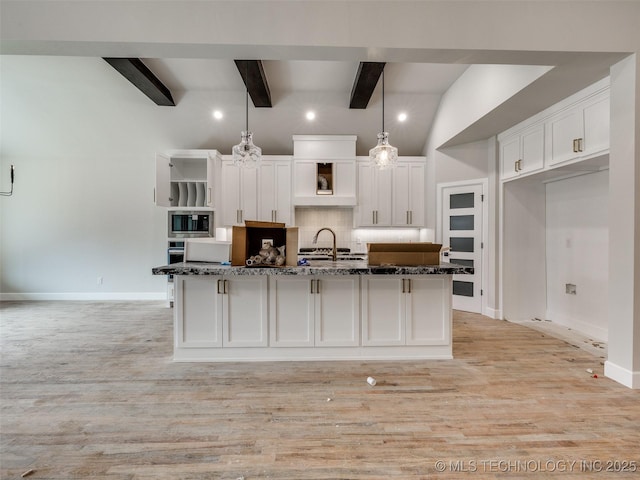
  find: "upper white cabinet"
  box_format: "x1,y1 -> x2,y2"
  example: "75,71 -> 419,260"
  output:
219,157 -> 292,226
354,156 -> 426,228
356,159 -> 392,226
392,159 -> 425,227
155,150 -> 220,208
292,135 -> 357,206
547,90 -> 610,167
220,159 -> 258,225
499,124 -> 545,180
259,157 -> 292,225
498,78 -> 610,182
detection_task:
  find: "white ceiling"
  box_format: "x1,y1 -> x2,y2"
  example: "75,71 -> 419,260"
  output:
141,59 -> 470,155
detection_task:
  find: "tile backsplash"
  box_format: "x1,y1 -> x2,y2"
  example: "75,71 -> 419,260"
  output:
295,207 -> 427,253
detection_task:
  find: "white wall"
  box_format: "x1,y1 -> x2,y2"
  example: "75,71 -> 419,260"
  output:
0,56 -> 187,298
545,171 -> 609,341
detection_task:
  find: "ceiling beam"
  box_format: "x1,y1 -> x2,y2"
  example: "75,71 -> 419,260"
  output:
234,60 -> 272,108
103,58 -> 175,106
350,62 -> 386,109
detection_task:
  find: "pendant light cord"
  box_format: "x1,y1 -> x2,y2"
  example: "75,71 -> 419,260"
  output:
245,62 -> 249,132
381,69 -> 385,133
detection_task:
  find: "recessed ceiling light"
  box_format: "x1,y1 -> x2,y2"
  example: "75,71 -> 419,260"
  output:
212,110 -> 223,120
306,111 -> 316,121
397,112 -> 408,122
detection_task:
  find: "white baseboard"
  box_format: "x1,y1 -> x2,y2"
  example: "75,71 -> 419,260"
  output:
546,309 -> 608,342
605,361 -> 640,389
484,306 -> 502,320
0,292 -> 166,301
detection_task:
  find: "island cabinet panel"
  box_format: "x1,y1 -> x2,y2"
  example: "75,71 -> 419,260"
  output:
405,277 -> 451,345
269,276 -> 360,347
269,277 -> 315,346
176,276 -> 223,348
175,276 -> 267,349
361,277 -> 405,345
362,276 -> 451,346
223,276 -> 268,347
314,276 -> 360,346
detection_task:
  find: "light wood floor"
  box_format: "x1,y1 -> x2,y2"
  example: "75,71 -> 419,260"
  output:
1,301 -> 638,479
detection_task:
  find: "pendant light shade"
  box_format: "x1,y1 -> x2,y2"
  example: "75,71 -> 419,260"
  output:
369,69 -> 398,169
232,129 -> 262,169
232,73 -> 262,168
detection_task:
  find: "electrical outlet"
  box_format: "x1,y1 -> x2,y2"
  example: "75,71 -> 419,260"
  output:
565,283 -> 576,295
97,276 -> 103,285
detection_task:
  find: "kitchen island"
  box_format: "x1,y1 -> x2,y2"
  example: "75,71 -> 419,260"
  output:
152,261 -> 473,362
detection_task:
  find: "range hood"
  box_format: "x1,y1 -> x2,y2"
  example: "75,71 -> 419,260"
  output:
292,135 -> 357,206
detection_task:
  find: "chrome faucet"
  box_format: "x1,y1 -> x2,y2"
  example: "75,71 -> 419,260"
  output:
312,227 -> 337,261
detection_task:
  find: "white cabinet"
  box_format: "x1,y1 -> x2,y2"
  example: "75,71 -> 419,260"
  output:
354,157 -> 426,228
220,160 -> 258,225
355,160 -> 392,226
259,157 -> 292,225
292,135 -> 357,206
220,157 -> 292,226
293,159 -> 357,206
499,124 -> 545,180
498,78 -> 610,182
361,276 -> 450,346
174,276 -> 267,349
547,91 -> 610,167
155,150 -> 220,207
269,276 -> 360,347
392,160 -> 425,227
221,276 -> 268,347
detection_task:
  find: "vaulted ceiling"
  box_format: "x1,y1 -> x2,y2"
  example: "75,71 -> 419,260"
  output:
105,57 -> 470,155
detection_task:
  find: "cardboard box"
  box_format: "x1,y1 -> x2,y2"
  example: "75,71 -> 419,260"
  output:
232,221 -> 299,266
367,242 -> 442,266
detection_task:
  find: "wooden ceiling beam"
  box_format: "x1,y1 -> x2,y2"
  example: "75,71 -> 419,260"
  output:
103,58 -> 175,106
234,60 -> 272,108
349,62 -> 386,109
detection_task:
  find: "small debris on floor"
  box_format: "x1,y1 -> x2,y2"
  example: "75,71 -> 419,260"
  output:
593,374 -> 598,378
367,376 -> 377,386
326,397 -> 332,402
586,368 -> 594,374
21,469 -> 35,478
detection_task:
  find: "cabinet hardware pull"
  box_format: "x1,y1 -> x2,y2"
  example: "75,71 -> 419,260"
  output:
578,137 -> 584,152
515,160 -> 519,173
410,210 -> 413,224
402,279 -> 406,293
240,210 -> 243,223
572,138 -> 579,153
207,187 -> 212,205
217,279 -> 223,294
224,280 -> 229,294
407,279 -> 412,294
316,279 -> 321,294
310,279 -> 315,294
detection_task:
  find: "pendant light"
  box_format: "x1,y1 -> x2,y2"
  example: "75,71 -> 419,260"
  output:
232,64 -> 262,168
369,68 -> 398,169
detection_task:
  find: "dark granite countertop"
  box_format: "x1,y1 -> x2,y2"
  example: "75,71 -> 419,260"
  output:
152,260 -> 473,276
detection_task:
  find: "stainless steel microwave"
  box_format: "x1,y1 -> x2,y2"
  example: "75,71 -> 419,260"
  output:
168,211 -> 213,238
